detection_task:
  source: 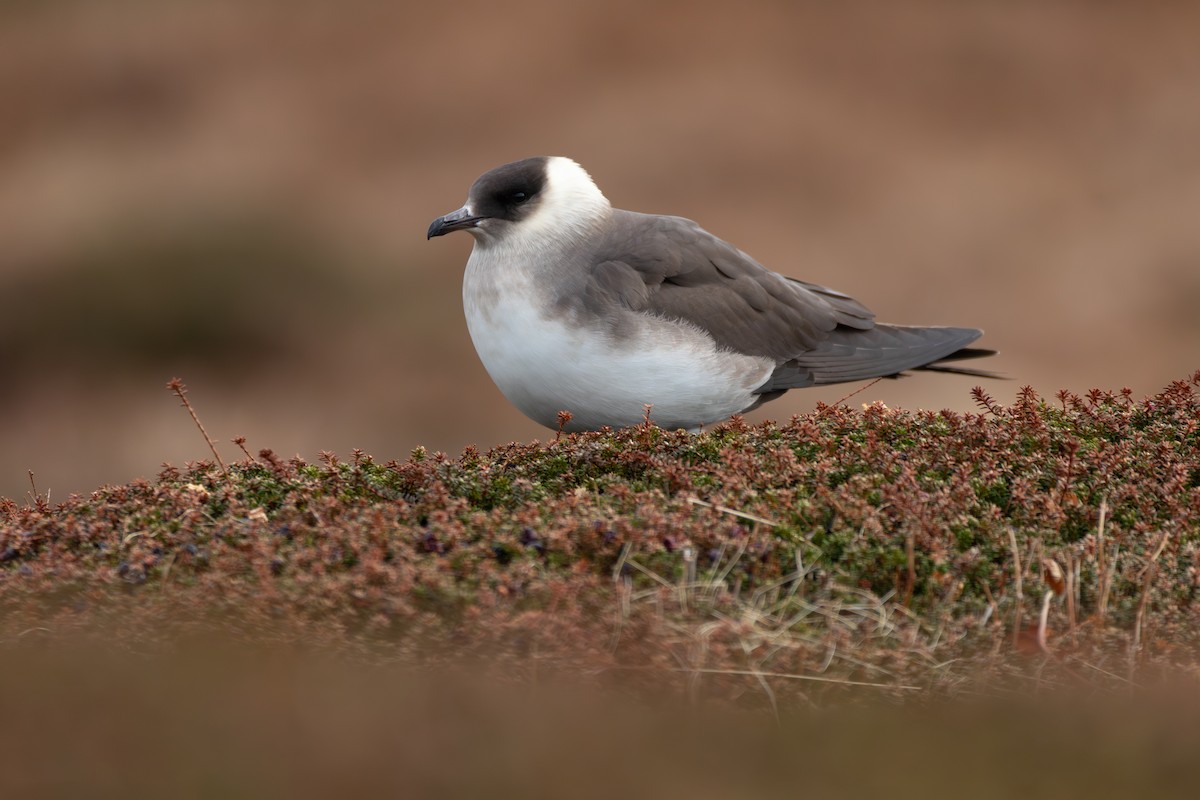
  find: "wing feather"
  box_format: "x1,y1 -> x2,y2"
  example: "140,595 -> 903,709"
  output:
589,211 -> 872,359
581,210 -> 989,392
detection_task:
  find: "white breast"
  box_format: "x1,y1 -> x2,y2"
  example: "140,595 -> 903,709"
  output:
462,249 -> 774,431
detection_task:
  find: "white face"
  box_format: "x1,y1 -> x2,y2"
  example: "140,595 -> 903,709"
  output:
470,157 -> 613,252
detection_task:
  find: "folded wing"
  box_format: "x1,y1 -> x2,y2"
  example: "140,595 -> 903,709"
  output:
585,210 -> 989,392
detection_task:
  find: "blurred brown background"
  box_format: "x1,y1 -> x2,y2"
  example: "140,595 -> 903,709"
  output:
2,0 -> 1198,500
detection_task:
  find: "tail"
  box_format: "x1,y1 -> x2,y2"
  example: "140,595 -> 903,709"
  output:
913,346 -> 1002,379
757,325 -> 999,393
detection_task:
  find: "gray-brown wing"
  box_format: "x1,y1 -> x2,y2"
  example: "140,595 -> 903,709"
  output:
759,324 -> 986,392
587,211 -> 875,362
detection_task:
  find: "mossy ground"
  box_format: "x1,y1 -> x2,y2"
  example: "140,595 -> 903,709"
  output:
4,372 -> 1199,709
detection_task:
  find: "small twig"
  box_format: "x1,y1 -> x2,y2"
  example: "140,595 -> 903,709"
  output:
1131,530 -> 1170,672
17,627 -> 52,638
686,496 -> 779,527
554,410 -> 573,442
1036,590 -> 1055,654
1131,571 -> 1153,674
980,581 -> 997,627
903,530 -> 916,608
1056,441 -> 1078,509
623,557 -> 677,589
232,437 -> 256,462
680,546 -> 697,610
1065,552 -> 1076,633
167,378 -> 228,476
1072,556 -> 1082,629
27,470 -> 49,511
608,560 -> 633,655
1035,558 -> 1065,655
643,666 -> 920,691
1081,660 -> 1141,688
712,539 -> 750,588
970,385 -> 1004,415
738,643 -> 781,723
1098,541 -> 1119,622
1006,527 -> 1023,649
159,551 -> 177,590
1135,530 -> 1171,583
1096,497 -> 1112,621
829,377 -> 883,409
611,542 -> 632,584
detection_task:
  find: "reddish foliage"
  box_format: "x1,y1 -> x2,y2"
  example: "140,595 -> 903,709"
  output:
2,371 -> 1199,702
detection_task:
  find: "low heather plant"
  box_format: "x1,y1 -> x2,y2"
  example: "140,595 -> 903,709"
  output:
2,370 -> 1198,706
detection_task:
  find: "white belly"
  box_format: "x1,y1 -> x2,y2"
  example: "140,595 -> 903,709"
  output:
463,254 -> 774,431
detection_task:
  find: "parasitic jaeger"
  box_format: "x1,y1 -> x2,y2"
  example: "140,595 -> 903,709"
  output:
428,157 -> 994,432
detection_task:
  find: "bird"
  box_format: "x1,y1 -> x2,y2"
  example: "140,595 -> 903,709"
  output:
428,156 -> 994,432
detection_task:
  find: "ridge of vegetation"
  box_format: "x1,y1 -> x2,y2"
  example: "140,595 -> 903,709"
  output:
3,371 -> 1199,707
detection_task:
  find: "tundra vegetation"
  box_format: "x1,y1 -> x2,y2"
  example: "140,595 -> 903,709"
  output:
3,374 -> 1199,795
5,373 -> 1199,703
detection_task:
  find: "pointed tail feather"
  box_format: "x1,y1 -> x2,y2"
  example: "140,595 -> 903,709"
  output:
758,325 -> 998,392
915,346 -> 1004,380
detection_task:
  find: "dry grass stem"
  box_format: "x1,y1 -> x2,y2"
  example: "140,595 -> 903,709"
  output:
232,437 -> 256,461
1066,553 -> 1077,633
686,497 -> 779,528
166,378 -> 228,476
1006,526 -> 1023,649
1096,497 -> 1115,622
1036,590 -> 1055,654
665,667 -> 921,692
827,376 -> 884,409
903,530 -> 916,608
1131,530 -> 1172,670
